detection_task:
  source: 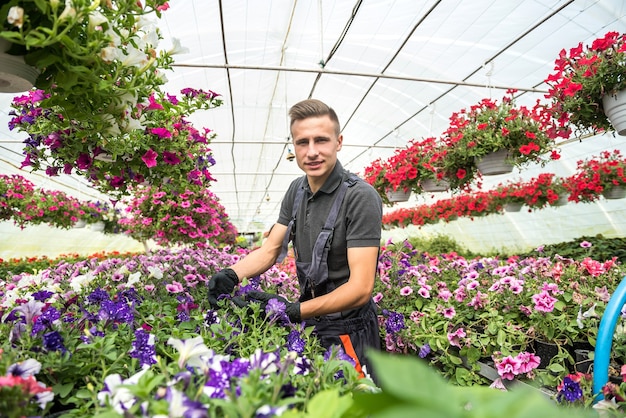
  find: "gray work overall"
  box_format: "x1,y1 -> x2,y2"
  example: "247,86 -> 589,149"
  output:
278,175 -> 381,379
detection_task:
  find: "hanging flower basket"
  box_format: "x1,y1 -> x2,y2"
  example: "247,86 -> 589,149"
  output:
602,186 -> 626,200
476,149 -> 514,176
421,178 -> 450,192
602,89 -> 626,136
386,189 -> 412,203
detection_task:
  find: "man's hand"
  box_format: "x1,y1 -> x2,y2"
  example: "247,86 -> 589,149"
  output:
246,290 -> 301,323
207,268 -> 238,308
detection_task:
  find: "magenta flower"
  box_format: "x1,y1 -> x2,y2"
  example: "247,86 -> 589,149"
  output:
142,149 -> 158,168
150,127 -> 172,138
109,176 -> 125,188
76,153 -> 93,170
532,290 -> 557,313
146,94 -> 164,110
515,351 -> 540,373
162,151 -> 181,165
400,286 -> 413,296
496,355 -> 520,380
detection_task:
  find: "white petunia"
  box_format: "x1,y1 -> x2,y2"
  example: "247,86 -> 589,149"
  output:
88,10 -> 108,30
126,271 -> 142,287
147,265 -> 163,279
122,45 -> 149,67
168,38 -> 189,55
7,6 -> 24,28
97,368 -> 149,414
70,272 -> 96,293
167,336 -> 214,370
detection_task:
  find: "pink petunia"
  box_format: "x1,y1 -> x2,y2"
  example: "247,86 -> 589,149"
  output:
447,328 -> 466,348
531,290 -> 557,313
146,94 -> 164,110
142,149 -> 158,168
515,351 -> 541,374
150,127 -> 172,138
166,281 -> 184,293
162,151 -> 181,165
400,286 -> 413,296
443,306 -> 456,319
496,355 -> 521,380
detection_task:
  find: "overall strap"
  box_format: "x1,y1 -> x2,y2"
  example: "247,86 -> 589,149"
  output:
307,175 -> 359,292
277,177 -> 306,263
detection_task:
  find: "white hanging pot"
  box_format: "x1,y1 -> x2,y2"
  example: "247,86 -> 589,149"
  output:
386,189 -> 411,203
73,219 -> 87,228
602,185 -> 626,200
602,89 -> 626,136
90,221 -> 105,232
421,178 -> 450,192
475,149 -> 514,176
0,38 -> 39,93
504,202 -> 524,212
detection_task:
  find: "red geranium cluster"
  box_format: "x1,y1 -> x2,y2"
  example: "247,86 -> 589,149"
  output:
566,149 -> 626,203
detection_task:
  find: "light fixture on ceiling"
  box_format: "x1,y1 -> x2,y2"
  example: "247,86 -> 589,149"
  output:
265,194 -> 270,202
286,148 -> 295,162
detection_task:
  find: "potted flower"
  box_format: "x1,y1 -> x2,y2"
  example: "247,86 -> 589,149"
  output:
118,184 -> 238,248
441,90 -> 561,188
0,0 -> 173,115
2,1 -> 224,198
545,31 -> 626,136
9,87 -> 223,197
567,149 -> 626,203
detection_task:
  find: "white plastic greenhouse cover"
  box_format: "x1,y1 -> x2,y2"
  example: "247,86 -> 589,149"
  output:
1,0 -> 626,257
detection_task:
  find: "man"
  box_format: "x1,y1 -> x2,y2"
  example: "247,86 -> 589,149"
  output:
208,99 -> 383,378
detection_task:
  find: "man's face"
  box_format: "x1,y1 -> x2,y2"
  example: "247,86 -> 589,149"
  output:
291,115 -> 343,188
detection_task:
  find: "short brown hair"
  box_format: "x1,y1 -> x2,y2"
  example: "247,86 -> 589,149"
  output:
288,99 -> 340,136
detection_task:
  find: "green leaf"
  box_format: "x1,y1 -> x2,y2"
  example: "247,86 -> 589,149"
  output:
305,389 -> 353,418
367,351 -> 453,409
54,381 -> 75,398
74,388 -> 93,399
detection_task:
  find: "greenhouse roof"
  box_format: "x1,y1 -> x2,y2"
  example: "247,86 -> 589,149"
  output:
1,0 -> 626,236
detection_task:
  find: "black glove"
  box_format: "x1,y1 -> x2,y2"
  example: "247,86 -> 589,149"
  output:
246,290 -> 301,323
207,268 -> 238,308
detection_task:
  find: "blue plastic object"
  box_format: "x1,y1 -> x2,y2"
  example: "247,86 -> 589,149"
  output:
593,276 -> 626,401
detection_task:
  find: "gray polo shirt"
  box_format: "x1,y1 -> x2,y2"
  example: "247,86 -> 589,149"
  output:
277,160 -> 382,293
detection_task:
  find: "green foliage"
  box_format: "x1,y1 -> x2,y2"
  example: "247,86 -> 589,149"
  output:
390,234 -> 476,258
346,351 -> 598,418
513,234 -> 626,263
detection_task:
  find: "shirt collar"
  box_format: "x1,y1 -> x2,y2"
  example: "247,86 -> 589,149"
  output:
317,160 -> 344,195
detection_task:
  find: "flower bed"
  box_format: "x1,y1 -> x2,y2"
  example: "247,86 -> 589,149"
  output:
0,246 -> 367,416
2,243 -> 626,415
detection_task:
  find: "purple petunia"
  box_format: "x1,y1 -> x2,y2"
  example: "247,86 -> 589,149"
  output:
286,330 -> 305,354
32,307 -> 61,335
418,343 -> 431,358
43,330 -> 67,353
557,376 -> 583,403
384,311 -> 405,334
129,329 -> 157,367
